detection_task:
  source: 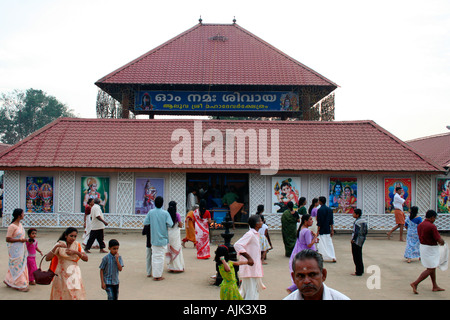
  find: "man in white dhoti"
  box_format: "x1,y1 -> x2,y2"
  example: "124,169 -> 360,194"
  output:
143,196 -> 173,281
410,210 -> 446,294
316,196 -> 336,262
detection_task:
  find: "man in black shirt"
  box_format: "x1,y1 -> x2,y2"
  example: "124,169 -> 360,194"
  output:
316,196 -> 336,262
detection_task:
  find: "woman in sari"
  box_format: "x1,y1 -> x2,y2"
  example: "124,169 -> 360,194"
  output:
166,201 -> 185,272
182,207 -> 197,248
404,206 -> 422,263
45,227 -> 88,300
193,200 -> 211,259
4,208 -> 29,292
281,201 -> 300,257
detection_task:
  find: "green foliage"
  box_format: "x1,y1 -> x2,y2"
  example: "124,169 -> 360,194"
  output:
0,88 -> 76,144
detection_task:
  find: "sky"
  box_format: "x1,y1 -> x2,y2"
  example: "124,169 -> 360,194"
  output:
0,0 -> 449,141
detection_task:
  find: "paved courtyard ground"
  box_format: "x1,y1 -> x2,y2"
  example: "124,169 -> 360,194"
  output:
0,226 -> 448,301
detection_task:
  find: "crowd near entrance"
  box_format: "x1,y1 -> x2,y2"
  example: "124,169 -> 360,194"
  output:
186,173 -> 249,224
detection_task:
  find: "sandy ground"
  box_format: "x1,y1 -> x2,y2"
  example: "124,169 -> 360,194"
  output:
0,226 -> 449,301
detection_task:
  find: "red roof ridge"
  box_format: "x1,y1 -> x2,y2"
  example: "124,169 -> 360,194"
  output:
232,23 -> 338,88
406,131 -> 450,143
96,23 -> 203,84
367,120 -> 445,172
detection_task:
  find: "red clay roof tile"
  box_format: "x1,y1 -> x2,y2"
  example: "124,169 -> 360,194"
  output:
95,23 -> 337,87
0,118 -> 444,173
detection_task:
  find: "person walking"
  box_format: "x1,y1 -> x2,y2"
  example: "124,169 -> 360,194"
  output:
308,198 -> 319,234
4,208 -> 29,292
281,201 -> 300,257
387,186 -> 406,241
166,201 -> 185,273
99,239 -> 124,300
83,198 -> 99,249
350,208 -> 367,276
46,227 -> 88,300
214,245 -> 248,300
85,198 -> 108,253
193,199 -> 212,259
234,214 -> 265,300
143,196 -> 173,281
316,196 -> 336,262
26,228 -> 43,285
404,206 -> 422,263
410,210 -> 447,294
287,213 -> 318,292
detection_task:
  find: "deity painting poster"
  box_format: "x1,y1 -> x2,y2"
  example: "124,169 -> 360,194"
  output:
135,178 -> 164,214
329,177 -> 358,213
81,177 -> 110,213
437,178 -> 450,213
384,178 -> 411,213
272,177 -> 301,213
26,177 -> 54,213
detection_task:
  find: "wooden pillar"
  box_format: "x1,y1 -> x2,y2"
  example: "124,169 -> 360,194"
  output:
121,90 -> 131,119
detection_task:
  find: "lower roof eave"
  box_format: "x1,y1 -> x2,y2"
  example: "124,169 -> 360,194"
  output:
0,166 -> 445,175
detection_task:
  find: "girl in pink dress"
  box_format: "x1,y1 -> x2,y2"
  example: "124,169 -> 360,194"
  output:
26,228 -> 43,285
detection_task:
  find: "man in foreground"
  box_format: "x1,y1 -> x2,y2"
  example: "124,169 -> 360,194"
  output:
284,249 -> 349,300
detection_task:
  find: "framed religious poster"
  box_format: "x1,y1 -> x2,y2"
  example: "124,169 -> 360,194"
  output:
437,178 -> 450,213
81,176 -> 110,213
329,177 -> 358,214
26,176 -> 54,213
135,178 -> 165,214
384,178 -> 411,213
271,176 -> 301,213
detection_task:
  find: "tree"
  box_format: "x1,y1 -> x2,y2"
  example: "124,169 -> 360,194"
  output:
0,88 -> 76,144
96,89 -> 135,119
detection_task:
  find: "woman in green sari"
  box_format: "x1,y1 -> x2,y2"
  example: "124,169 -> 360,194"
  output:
281,201 -> 300,257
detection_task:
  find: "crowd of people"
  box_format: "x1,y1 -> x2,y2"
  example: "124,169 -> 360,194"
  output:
3,186 -> 448,300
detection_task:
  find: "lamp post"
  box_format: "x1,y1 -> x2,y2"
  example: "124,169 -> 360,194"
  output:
214,211 -> 239,286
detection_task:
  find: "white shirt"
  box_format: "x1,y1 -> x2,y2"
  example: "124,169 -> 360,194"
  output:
283,283 -> 350,300
90,204 -> 105,230
393,193 -> 405,210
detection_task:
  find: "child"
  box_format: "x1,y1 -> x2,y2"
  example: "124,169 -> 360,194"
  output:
256,205 -> 273,264
99,239 -> 124,300
351,208 -> 368,276
214,245 -> 248,300
26,228 -> 43,285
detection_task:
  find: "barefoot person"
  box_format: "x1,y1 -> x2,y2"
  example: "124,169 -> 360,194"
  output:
410,210 -> 447,294
387,187 -> 406,241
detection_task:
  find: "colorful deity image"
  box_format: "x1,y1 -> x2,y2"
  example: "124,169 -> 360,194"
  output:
437,178 -> 450,213
384,178 -> 411,213
135,178 -> 164,214
279,92 -> 299,111
329,177 -> 357,214
272,177 -> 301,213
81,177 -> 109,213
26,177 -> 54,213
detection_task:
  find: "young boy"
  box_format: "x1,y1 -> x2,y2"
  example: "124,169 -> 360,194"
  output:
351,209 -> 367,276
99,239 -> 124,300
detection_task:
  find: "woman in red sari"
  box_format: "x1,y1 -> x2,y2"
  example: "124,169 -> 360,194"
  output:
193,200 -> 211,259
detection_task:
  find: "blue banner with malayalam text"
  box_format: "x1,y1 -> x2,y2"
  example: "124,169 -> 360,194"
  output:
134,91 -> 300,112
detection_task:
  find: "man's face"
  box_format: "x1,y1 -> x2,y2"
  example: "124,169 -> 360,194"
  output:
291,258 -> 327,300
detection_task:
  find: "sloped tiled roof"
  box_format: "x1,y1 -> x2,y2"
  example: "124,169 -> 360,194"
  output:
0,118 -> 444,174
407,132 -> 450,168
95,23 -> 337,87
0,143 -> 11,154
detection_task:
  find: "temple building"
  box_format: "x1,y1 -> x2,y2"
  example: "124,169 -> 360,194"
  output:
0,21 -> 448,231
